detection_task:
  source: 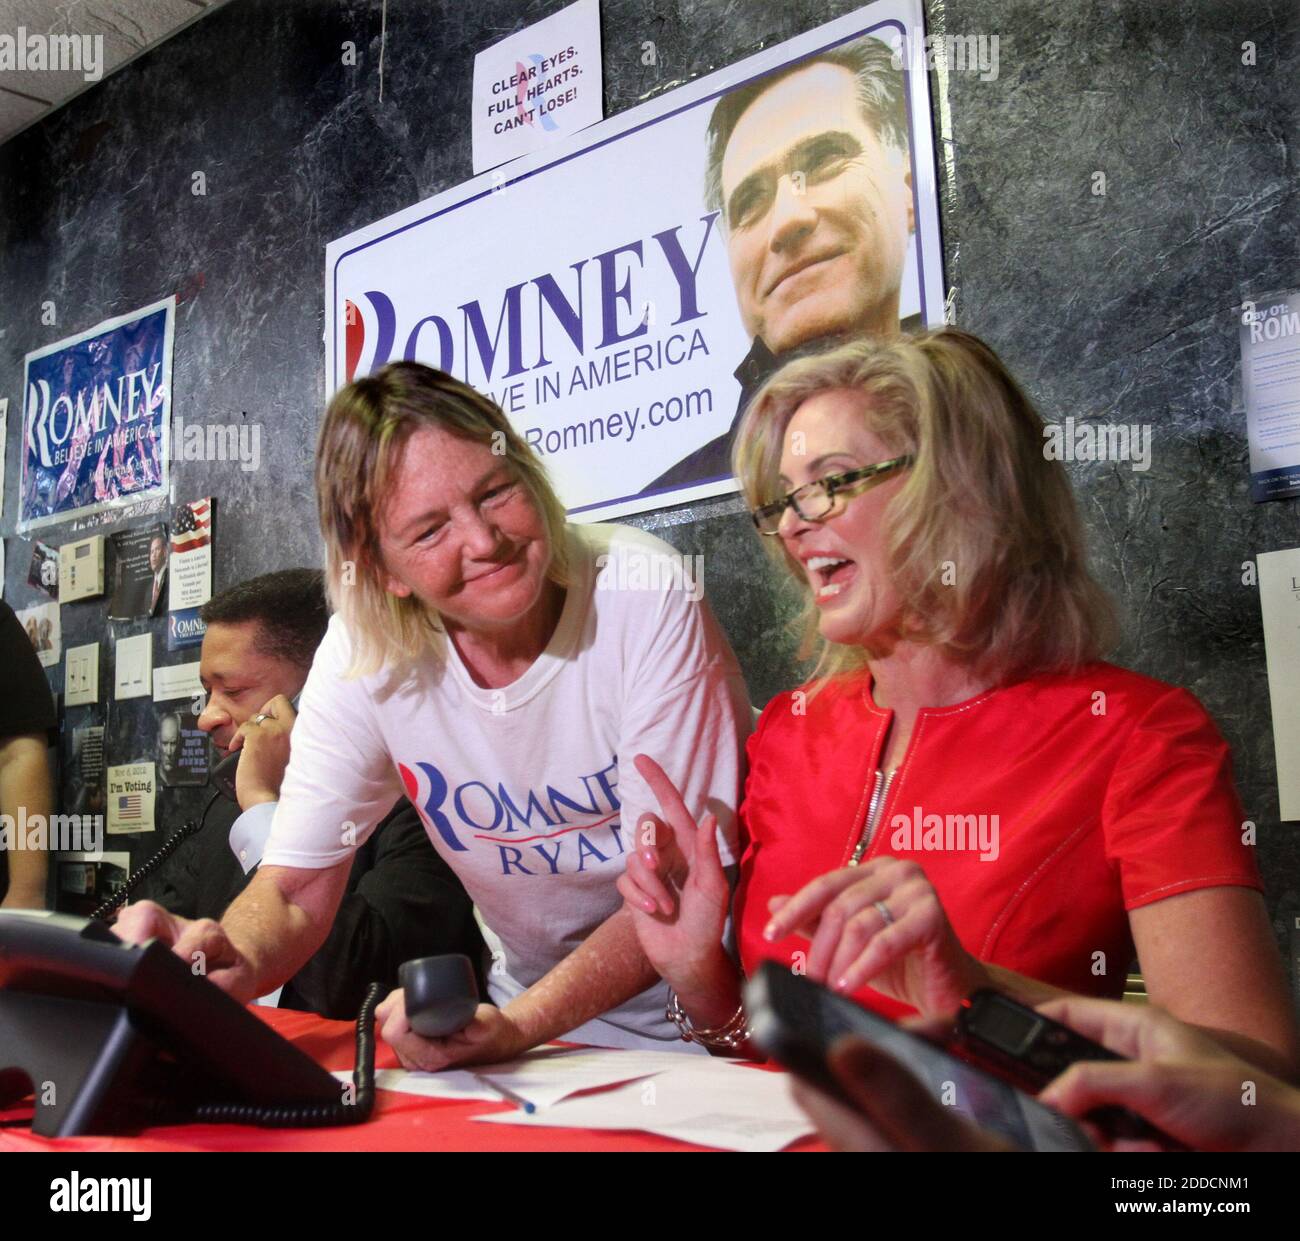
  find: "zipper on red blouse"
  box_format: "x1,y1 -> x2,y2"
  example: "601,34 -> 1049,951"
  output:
849,768 -> 895,867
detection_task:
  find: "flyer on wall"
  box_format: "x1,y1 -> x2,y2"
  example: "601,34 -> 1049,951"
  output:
471,0 -> 603,173
326,0 -> 944,523
167,606 -> 207,651
27,542 -> 59,598
156,708 -> 208,788
168,497 -> 213,611
109,524 -> 169,619
15,600 -> 60,668
106,761 -> 157,834
17,296 -> 175,533
0,396 -> 8,523
63,722 -> 106,818
1242,289 -> 1300,502
1258,548 -> 1300,820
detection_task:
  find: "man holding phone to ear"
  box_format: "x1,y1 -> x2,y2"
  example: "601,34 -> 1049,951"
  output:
122,569 -> 483,1018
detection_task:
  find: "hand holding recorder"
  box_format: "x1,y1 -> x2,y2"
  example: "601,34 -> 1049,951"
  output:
782,985 -> 1300,1152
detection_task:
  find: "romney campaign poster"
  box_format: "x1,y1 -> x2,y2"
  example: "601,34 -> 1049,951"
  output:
326,0 -> 943,522
18,296 -> 175,533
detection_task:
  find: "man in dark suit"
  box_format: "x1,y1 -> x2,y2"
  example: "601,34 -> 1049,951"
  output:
134,569 -> 484,1019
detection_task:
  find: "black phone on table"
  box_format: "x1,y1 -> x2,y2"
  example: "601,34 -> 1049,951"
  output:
0,910 -> 344,1137
744,963 -> 1097,1152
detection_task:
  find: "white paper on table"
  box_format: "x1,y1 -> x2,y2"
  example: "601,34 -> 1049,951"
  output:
1258,547 -> 1300,820
474,1060 -> 814,1152
335,1045 -> 746,1111
474,1046 -> 748,1111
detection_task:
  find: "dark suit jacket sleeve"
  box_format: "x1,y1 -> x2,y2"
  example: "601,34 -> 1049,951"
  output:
280,799 -> 484,1020
131,797 -> 243,922
132,839 -> 202,920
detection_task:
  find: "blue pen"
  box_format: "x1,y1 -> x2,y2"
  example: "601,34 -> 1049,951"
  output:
473,1073 -> 536,1114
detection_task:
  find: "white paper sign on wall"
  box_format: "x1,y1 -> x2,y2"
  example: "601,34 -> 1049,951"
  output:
472,0 -> 603,174
1258,548 -> 1300,821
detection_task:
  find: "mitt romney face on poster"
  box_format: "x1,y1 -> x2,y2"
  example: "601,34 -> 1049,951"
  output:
644,34 -> 921,495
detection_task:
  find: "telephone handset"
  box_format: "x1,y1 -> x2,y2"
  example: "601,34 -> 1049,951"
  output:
209,749 -> 240,801
210,689 -> 302,802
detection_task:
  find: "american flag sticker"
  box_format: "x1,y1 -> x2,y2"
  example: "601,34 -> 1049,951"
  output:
117,794 -> 142,819
171,497 -> 211,552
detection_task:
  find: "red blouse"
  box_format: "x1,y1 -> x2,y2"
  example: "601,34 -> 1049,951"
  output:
734,663 -> 1263,1019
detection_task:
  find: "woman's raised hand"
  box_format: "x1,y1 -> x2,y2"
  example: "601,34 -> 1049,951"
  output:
616,754 -> 731,992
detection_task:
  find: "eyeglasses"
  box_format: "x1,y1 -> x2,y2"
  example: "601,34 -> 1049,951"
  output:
750,455 -> 914,536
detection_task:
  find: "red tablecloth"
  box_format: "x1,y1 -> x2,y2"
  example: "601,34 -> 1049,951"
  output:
0,1006 -> 825,1152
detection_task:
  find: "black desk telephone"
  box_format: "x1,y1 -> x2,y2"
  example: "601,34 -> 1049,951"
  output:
0,692 -> 383,1138
0,691 -> 482,1138
0,910 -> 377,1137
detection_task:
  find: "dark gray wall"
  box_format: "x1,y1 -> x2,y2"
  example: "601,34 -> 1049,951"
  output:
1,0 -> 1297,950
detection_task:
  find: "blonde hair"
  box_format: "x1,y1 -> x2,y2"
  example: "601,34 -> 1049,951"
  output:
315,362 -> 569,677
733,329 -> 1118,690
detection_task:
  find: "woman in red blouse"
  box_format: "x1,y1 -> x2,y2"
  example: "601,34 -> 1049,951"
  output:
620,329 -> 1299,1077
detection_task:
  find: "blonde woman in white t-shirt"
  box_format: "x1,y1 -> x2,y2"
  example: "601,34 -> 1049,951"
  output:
114,362 -> 751,1065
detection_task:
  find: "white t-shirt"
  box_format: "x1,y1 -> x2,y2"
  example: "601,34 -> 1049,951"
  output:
263,523 -> 752,1049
